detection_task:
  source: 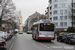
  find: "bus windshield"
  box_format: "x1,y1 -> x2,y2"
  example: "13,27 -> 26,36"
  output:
40,23 -> 54,31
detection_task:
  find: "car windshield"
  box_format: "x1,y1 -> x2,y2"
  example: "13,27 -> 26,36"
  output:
64,33 -> 68,35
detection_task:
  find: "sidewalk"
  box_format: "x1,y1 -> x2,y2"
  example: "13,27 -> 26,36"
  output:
6,36 -> 16,50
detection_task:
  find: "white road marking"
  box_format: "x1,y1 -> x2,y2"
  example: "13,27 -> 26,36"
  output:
44,45 -> 46,47
47,47 -> 50,49
40,43 -> 42,44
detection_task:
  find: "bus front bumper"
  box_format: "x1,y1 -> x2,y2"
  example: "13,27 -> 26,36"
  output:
37,37 -> 55,40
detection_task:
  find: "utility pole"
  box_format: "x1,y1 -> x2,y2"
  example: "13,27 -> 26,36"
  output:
72,0 -> 73,32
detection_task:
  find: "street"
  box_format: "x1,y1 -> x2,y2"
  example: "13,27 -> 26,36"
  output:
9,33 -> 75,50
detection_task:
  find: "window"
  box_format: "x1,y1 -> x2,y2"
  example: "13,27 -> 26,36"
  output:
49,0 -> 52,4
55,22 -> 58,26
60,10 -> 67,14
60,22 -> 63,26
60,0 -> 67,1
53,17 -> 58,20
19,19 -> 20,23
73,10 -> 75,13
50,12 -> 52,15
64,10 -> 67,13
50,7 -> 52,10
60,10 -> 63,13
64,22 -> 67,26
53,10 -> 58,14
73,3 -> 75,7
54,4 -> 58,8
60,16 -> 63,20
64,16 -> 67,20
60,3 -> 67,7
54,0 -> 58,2
20,23 -> 21,25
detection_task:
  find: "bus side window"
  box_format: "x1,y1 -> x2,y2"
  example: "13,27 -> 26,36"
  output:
33,27 -> 37,33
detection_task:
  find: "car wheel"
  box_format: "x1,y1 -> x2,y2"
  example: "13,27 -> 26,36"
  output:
64,40 -> 66,43
57,37 -> 59,42
49,40 -> 51,42
57,38 -> 59,42
68,40 -> 72,44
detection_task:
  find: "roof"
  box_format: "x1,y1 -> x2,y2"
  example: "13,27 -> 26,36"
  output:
33,19 -> 52,25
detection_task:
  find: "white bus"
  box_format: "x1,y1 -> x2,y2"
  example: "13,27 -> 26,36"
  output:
32,19 -> 55,41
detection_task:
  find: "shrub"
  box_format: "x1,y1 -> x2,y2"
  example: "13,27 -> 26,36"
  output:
55,31 -> 61,36
67,27 -> 75,32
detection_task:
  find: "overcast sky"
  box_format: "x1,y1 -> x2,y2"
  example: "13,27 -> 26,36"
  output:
12,0 -> 48,24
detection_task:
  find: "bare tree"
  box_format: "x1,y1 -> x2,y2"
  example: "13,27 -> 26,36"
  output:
68,4 -> 75,24
0,0 -> 17,27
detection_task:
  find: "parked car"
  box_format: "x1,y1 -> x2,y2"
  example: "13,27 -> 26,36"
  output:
19,31 -> 23,34
27,31 -> 32,34
8,31 -> 13,38
0,31 -> 6,48
57,32 -> 68,42
3,31 -> 10,40
64,33 -> 75,44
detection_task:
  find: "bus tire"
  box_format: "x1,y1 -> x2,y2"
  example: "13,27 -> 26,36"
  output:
35,35 -> 38,41
32,35 -> 35,40
32,37 -> 35,40
50,40 -> 51,42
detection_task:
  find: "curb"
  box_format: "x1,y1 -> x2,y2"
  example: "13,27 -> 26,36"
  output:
8,36 -> 16,50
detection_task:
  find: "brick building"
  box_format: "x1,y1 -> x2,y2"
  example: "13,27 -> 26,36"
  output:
28,11 -> 47,31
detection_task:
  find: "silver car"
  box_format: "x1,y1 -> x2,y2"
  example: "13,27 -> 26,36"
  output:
0,31 -> 6,47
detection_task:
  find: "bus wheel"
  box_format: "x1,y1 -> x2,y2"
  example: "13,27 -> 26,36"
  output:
35,35 -> 38,41
32,36 -> 35,40
49,40 -> 51,42
32,37 -> 35,40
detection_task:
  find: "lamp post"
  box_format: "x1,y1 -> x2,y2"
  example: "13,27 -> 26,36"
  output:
72,0 -> 73,32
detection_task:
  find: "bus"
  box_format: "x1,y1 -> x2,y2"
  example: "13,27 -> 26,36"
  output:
31,19 -> 55,41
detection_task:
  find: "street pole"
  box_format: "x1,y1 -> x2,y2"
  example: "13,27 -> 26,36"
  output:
72,0 -> 73,33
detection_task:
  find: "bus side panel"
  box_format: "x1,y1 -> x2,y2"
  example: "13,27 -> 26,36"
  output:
38,31 -> 55,40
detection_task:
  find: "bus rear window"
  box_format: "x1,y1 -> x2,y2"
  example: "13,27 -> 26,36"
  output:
40,23 -> 54,31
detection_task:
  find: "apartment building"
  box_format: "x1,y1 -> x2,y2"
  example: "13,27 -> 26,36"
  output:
45,7 -> 49,19
48,0 -> 75,31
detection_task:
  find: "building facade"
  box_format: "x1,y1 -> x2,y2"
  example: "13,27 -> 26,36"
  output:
45,7 -> 49,19
17,10 -> 23,31
26,19 -> 28,31
48,0 -> 75,31
28,11 -> 41,31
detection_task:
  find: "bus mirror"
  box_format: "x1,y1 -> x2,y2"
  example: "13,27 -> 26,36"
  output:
31,27 -> 33,30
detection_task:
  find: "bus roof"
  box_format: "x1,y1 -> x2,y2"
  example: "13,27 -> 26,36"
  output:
33,19 -> 53,25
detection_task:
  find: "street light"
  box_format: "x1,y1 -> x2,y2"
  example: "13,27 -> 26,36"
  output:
72,0 -> 73,32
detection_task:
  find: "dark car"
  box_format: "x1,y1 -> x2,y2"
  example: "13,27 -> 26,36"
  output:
65,33 -> 75,44
57,32 -> 68,42
27,31 -> 32,34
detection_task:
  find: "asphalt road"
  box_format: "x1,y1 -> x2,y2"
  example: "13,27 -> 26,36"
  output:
11,33 -> 75,50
